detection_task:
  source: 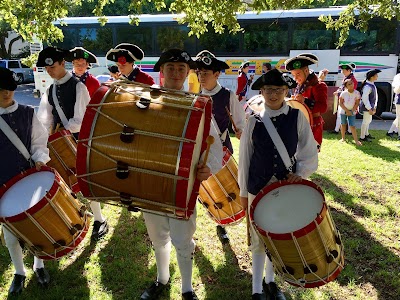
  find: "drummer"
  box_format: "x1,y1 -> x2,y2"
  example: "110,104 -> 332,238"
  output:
0,67 -> 51,294
66,47 -> 101,98
105,43 -> 155,85
194,50 -> 246,243
239,69 -> 318,299
139,49 -> 211,300
36,47 -> 109,241
285,53 -> 328,150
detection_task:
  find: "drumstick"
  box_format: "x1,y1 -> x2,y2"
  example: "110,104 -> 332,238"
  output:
201,135 -> 215,168
246,210 -> 251,247
225,106 -> 238,132
53,123 -> 60,134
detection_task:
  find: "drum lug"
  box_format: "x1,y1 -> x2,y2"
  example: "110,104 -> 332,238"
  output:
227,193 -> 236,202
116,161 -> 130,179
79,206 -> 88,217
120,125 -> 135,143
120,192 -> 133,205
70,224 -> 83,235
150,89 -> 162,98
53,240 -> 66,248
335,234 -> 342,245
71,192 -> 77,199
136,97 -> 151,109
283,265 -> 295,276
214,202 -> 223,209
127,205 -> 140,212
303,264 -> 318,274
326,249 -> 339,263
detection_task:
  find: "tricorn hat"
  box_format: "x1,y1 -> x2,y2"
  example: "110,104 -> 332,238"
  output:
285,53 -> 318,71
153,49 -> 195,72
252,69 -> 294,90
366,69 -> 381,80
339,62 -> 356,71
37,46 -> 68,67
65,47 -> 98,64
106,43 -> 144,64
0,67 -> 17,91
194,50 -> 229,71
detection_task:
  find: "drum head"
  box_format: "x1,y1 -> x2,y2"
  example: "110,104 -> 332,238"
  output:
247,95 -> 264,114
253,182 -> 323,234
0,171 -> 55,218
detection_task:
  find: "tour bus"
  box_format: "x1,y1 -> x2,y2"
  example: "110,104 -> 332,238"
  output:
32,7 -> 400,115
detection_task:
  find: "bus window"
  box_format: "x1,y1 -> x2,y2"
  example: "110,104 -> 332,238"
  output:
292,20 -> 336,50
115,26 -> 153,55
243,21 -> 289,55
341,19 -> 397,54
53,27 -> 77,50
78,27 -> 113,55
156,25 -> 196,54
198,26 -> 240,55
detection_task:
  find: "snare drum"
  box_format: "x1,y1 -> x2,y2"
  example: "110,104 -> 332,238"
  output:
47,130 -> 79,193
198,149 -> 244,225
76,82 -> 212,219
0,167 -> 90,260
250,180 -> 344,288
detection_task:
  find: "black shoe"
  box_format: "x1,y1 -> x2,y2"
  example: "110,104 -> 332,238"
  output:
252,293 -> 266,300
8,274 -> 25,295
140,281 -> 169,300
328,130 -> 339,134
182,291 -> 199,300
91,220 -> 109,241
263,281 -> 286,300
365,134 -> 375,139
359,137 -> 371,142
216,225 -> 229,243
34,268 -> 50,287
346,131 -> 352,135
386,132 -> 395,138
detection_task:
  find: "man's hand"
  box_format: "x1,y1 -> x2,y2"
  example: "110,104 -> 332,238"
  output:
235,129 -> 242,140
196,164 -> 211,181
35,161 -> 45,171
240,197 -> 248,210
294,94 -> 305,104
286,173 -> 302,183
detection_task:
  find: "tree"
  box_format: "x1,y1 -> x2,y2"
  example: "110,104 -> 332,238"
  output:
0,20 -> 22,59
0,0 -> 399,47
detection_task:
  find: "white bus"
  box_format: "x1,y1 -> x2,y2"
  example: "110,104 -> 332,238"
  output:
32,7 -> 399,115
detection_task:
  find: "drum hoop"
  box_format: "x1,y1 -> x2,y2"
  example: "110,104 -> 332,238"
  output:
250,180 -> 326,240
0,167 -> 62,222
48,129 -> 73,142
286,100 -> 314,126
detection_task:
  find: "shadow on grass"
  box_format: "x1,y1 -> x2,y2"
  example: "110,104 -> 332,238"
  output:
312,174 -> 400,300
324,130 -> 399,163
194,234 -> 252,300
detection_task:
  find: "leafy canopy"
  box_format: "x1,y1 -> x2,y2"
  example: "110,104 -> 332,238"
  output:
0,0 -> 399,46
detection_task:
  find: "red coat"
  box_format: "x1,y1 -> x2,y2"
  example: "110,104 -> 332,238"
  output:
236,72 -> 249,101
134,69 -> 155,86
85,74 -> 101,98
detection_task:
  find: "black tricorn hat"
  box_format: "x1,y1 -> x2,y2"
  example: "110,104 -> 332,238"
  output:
194,50 -> 229,71
366,69 -> 381,80
106,43 -> 144,63
252,69 -> 293,90
108,65 -> 119,73
37,46 -> 68,67
285,53 -> 318,71
339,62 -> 356,71
65,47 -> 98,64
153,49 -> 195,72
240,61 -> 251,69
0,67 -> 17,91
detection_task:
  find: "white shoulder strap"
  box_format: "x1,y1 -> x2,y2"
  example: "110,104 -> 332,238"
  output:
260,109 -> 294,172
52,84 -> 69,128
0,116 -> 31,161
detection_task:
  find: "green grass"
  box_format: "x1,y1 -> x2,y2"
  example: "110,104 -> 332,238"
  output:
0,130 -> 399,299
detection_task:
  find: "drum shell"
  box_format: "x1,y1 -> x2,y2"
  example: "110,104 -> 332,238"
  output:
198,155 -> 244,225
285,100 -> 313,126
250,180 -> 344,288
0,167 -> 90,260
47,130 -> 79,193
77,83 -> 212,219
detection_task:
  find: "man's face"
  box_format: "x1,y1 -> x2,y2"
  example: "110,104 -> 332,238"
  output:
197,68 -> 219,91
117,61 -> 134,76
290,67 -> 308,85
45,61 -> 66,80
161,62 -> 189,90
341,68 -> 351,77
73,58 -> 89,76
260,85 -> 288,110
0,88 -> 14,108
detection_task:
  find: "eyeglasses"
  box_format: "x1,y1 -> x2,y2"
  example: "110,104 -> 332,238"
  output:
261,88 -> 286,95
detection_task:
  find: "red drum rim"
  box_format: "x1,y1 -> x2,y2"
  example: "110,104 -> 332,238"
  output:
48,129 -> 73,142
0,167 -> 63,223
250,179 -> 326,240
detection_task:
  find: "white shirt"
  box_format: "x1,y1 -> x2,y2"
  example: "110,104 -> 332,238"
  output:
338,90 -> 361,114
0,101 -> 50,164
96,74 -> 112,84
361,80 -> 378,110
239,102 -> 318,197
37,72 -> 91,134
393,73 -> 400,95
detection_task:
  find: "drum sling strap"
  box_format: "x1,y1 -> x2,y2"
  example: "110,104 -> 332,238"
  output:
52,83 -> 69,129
0,116 -> 33,166
259,109 -> 295,172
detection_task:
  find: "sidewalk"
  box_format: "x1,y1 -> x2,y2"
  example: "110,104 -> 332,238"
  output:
354,119 -> 392,131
